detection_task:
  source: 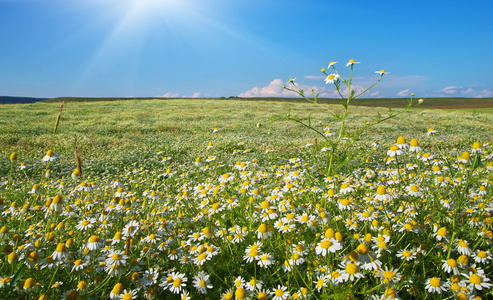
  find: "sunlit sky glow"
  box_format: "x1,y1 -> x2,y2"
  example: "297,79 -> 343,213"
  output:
1,0 -> 493,98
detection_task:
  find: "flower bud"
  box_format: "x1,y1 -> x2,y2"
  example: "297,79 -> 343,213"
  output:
10,152 -> 18,162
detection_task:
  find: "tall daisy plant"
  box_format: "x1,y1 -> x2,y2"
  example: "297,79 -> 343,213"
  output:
281,59 -> 423,174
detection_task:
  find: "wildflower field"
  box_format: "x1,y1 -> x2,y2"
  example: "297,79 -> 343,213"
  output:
1,98 -> 493,299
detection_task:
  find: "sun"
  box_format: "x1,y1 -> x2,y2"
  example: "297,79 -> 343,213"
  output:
122,0 -> 182,21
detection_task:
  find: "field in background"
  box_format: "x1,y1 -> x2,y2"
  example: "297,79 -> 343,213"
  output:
42,96 -> 493,110
1,98 -> 493,175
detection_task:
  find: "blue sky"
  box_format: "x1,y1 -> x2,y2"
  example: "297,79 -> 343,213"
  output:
1,0 -> 492,98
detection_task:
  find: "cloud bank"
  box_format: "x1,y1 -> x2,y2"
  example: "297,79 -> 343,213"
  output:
433,86 -> 493,98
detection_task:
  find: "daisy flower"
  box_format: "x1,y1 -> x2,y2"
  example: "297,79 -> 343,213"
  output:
426,128 -> 437,135
346,59 -> 360,67
324,73 -> 340,84
462,272 -> 492,291
169,272 -> 187,294
409,138 -> 422,153
432,226 -> 449,242
425,277 -> 449,294
396,136 -> 409,149
314,275 -> 328,292
455,239 -> 472,256
75,218 -> 96,231
71,259 -> 88,272
442,258 -> 460,275
374,186 -> 392,202
377,266 -> 401,284
473,250 -> 492,264
193,271 -> 213,294
272,285 -> 289,300
139,268 -> 159,286
258,253 -> 274,268
327,61 -> 338,68
339,262 -> 365,282
375,69 -> 389,75
105,250 -> 128,267
246,278 -> 263,292
87,235 -> 103,251
396,249 -> 415,261
109,283 -> 124,300
387,146 -> 403,157
315,238 -> 343,257
52,243 -> 69,261
42,150 -> 59,162
122,220 -> 139,238
405,184 -> 423,197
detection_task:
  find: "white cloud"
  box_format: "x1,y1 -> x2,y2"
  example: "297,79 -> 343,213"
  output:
436,86 -> 458,94
477,89 -> 493,97
396,89 -> 410,97
239,79 -> 294,97
159,92 -> 179,98
191,92 -> 201,98
433,86 -> 493,98
370,91 -> 380,97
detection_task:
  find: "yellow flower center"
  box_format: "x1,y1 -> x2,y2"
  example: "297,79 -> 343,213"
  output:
24,278 -> 35,289
56,243 -> 67,252
112,254 -> 122,260
447,259 -> 457,267
429,277 -> 441,287
376,186 -> 386,195
52,195 -> 62,204
260,201 -> 270,209
458,240 -> 469,248
383,271 -> 395,279
275,288 -> 285,297
320,240 -> 332,249
122,293 -> 133,300
356,244 -> 368,255
437,227 -> 447,237
469,274 -> 482,284
112,283 -> 124,294
235,288 -> 246,299
173,278 -> 182,287
346,263 -> 358,275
